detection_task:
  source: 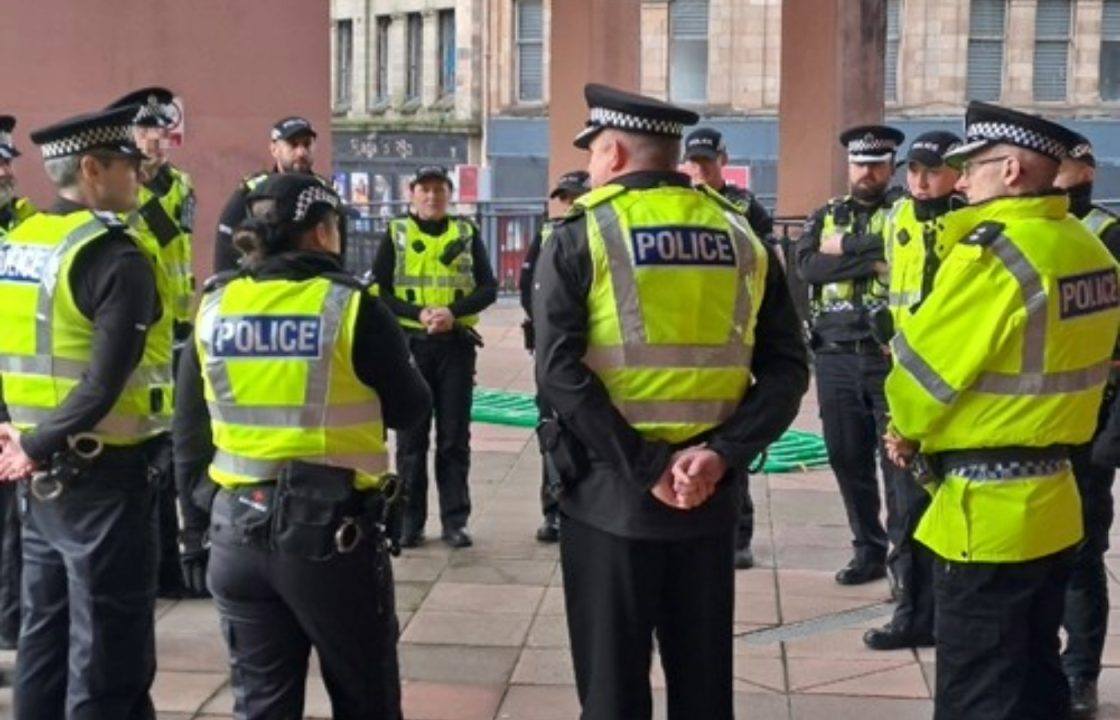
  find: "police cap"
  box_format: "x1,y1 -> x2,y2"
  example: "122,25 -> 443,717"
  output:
410,165 -> 453,189
944,101 -> 1080,167
904,131 -> 963,168
107,87 -> 177,128
246,173 -> 342,227
839,125 -> 905,164
1067,131 -> 1096,168
549,170 -> 589,199
0,116 -> 19,160
271,116 -> 317,142
30,106 -> 143,160
683,127 -> 727,161
574,83 -> 699,149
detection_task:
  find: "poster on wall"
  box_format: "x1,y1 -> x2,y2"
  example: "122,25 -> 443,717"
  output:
332,173 -> 348,199
350,172 -> 370,204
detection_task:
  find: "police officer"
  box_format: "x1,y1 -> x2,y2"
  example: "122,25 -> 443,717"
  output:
213,116 -> 330,272
107,87 -> 199,598
173,174 -> 430,718
373,165 -> 497,548
0,115 -> 33,653
794,125 -> 907,586
884,101 -> 1120,720
863,131 -> 962,651
0,106 -> 168,719
519,170 -> 589,543
534,83 -> 808,719
682,126 -> 775,570
1052,132 -> 1120,717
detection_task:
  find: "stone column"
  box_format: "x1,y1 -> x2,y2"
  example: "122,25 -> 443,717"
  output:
388,12 -> 408,107
776,0 -> 886,217
1003,0 -> 1037,104
421,9 -> 440,107
547,0 -> 641,214
640,0 -> 670,99
1072,0 -> 1104,107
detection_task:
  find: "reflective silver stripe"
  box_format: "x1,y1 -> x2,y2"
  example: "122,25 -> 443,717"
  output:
392,220 -> 409,288
6,404 -> 166,437
34,218 -> 108,355
206,401 -> 381,428
1083,209 -> 1117,237
583,343 -> 753,371
888,290 -> 922,307
973,361 -> 1111,396
988,234 -> 1046,375
197,288 -> 235,401
212,449 -> 389,479
393,275 -> 475,289
890,332 -> 959,404
592,203 -> 646,344
722,211 -> 756,345
616,399 -> 739,425
304,284 -> 352,410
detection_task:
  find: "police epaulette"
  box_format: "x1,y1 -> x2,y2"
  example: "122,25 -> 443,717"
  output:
321,271 -> 367,291
240,171 -> 271,192
91,211 -> 127,229
202,269 -> 242,294
960,221 -> 1006,247
698,184 -> 743,214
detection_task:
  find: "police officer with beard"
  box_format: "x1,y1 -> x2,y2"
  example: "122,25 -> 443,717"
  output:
174,174 -> 430,718
795,125 -> 907,587
213,116 -> 332,272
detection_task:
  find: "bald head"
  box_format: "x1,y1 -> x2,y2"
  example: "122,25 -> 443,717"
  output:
586,129 -> 682,187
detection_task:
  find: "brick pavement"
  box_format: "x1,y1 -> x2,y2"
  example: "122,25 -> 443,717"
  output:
3,299 -> 1120,719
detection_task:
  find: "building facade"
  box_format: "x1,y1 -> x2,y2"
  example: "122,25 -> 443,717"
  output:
332,0 -> 1120,207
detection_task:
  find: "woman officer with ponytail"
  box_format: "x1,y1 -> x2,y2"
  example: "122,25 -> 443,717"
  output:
172,173 -> 431,719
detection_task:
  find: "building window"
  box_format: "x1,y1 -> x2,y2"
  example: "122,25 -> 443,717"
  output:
334,19 -> 353,109
1033,0 -> 1071,101
374,16 -> 390,104
406,13 -> 422,101
1102,0 -> 1120,100
439,10 -> 456,98
967,0 -> 1007,101
885,0 -> 902,102
669,0 -> 709,104
515,0 -> 543,102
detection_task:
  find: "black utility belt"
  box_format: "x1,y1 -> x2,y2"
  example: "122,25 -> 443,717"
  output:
934,446 -> 1069,473
813,338 -> 882,356
210,462 -> 395,560
26,434 -> 153,501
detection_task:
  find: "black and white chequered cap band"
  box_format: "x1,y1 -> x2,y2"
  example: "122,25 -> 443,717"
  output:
966,120 -> 1068,161
39,124 -> 133,160
848,137 -> 897,153
0,132 -> 12,149
1070,142 -> 1094,161
588,107 -> 685,138
293,186 -> 340,222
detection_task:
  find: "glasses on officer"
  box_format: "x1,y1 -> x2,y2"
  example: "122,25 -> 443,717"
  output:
958,155 -> 1010,178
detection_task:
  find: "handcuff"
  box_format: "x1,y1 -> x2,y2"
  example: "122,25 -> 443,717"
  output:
29,433 -> 104,502
333,473 -> 402,554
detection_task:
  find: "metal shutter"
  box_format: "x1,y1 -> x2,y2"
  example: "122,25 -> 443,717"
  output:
517,0 -> 543,101
1033,0 -> 1070,101
670,0 -> 708,39
885,0 -> 901,102
967,0 -> 1006,101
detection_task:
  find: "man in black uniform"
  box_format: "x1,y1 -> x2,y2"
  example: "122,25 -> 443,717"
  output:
213,116 -> 328,272
534,83 -> 808,719
0,106 -> 162,719
0,116 -> 34,653
1052,133 -> 1120,717
174,174 -> 430,719
373,166 -> 497,548
519,170 -> 589,543
795,125 -> 907,586
682,126 -> 775,570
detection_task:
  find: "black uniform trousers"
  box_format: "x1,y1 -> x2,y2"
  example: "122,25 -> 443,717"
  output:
933,550 -> 1073,720
888,475 -> 934,635
535,394 -> 560,520
207,491 -> 402,720
15,449 -> 157,720
1061,435 -> 1116,681
736,475 -> 754,551
0,481 -> 21,644
149,433 -> 183,595
396,334 -> 475,535
560,514 -> 735,720
814,349 -> 903,566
